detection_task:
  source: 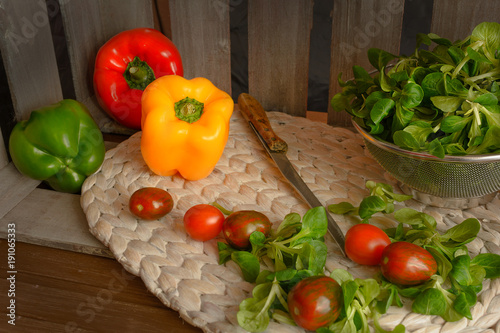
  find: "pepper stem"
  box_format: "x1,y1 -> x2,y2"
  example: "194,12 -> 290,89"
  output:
129,66 -> 148,83
123,56 -> 156,90
174,97 -> 204,123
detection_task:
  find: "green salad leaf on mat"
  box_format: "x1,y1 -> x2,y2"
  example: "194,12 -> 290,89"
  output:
332,22 -> 500,157
328,181 -> 412,222
219,177 -> 500,332
332,180 -> 500,326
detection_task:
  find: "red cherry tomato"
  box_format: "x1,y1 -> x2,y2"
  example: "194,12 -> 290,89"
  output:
183,204 -> 225,241
380,241 -> 438,286
222,210 -> 272,250
344,223 -> 391,265
129,187 -> 173,220
288,275 -> 343,331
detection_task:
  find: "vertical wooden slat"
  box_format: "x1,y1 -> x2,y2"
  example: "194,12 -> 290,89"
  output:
430,0 -> 500,41
59,0 -> 154,134
153,0 -> 172,39
0,0 -> 63,121
169,0 -> 232,95
328,0 -> 405,127
247,0 -> 313,116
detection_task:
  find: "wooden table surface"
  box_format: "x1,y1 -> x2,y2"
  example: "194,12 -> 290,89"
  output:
0,239 -> 202,332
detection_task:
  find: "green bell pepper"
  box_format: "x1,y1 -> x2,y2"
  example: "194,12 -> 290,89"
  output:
9,99 -> 105,193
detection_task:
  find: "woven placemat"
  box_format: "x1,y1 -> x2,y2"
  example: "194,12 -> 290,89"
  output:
80,111 -> 500,333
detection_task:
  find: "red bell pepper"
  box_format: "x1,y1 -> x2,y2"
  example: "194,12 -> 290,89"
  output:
93,27 -> 183,129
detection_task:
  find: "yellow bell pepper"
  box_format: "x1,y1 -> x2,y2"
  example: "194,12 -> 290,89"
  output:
140,75 -> 234,180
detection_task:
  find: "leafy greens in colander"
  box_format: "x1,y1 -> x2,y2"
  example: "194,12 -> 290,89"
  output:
331,22 -> 500,158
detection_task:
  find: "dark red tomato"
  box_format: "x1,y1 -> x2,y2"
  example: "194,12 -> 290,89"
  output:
129,187 -> 173,220
344,223 -> 391,265
183,204 -> 225,241
380,241 -> 437,286
288,275 -> 343,331
222,210 -> 271,249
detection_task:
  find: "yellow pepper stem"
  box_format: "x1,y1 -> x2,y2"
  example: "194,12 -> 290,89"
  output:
175,97 -> 204,123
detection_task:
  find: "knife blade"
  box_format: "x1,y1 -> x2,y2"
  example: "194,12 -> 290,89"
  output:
237,93 -> 346,256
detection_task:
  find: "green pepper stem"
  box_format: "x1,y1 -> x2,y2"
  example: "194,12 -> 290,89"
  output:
174,97 -> 204,123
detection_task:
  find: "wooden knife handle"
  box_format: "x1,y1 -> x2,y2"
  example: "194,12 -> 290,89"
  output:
237,93 -> 288,153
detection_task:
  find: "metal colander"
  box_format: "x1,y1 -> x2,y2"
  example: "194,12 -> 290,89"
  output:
353,122 -> 500,199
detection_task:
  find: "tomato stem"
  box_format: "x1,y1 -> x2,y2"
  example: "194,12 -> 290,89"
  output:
211,201 -> 233,215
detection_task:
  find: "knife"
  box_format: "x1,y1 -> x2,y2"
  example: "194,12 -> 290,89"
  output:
237,93 -> 346,256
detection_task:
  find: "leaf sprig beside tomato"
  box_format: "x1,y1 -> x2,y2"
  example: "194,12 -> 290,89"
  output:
217,206 -> 404,332
328,181 -> 412,221
323,269 -> 405,333
332,180 -> 500,324
387,208 -> 500,321
217,207 -> 335,332
218,206 -> 329,284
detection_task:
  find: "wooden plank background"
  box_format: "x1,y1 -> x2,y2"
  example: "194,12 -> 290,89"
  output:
169,0 -> 232,95
0,0 -> 63,121
59,0 -> 154,135
430,0 -> 500,41
3,0 -> 500,135
328,0 -> 405,127
247,0 -> 313,117
0,0 -> 500,132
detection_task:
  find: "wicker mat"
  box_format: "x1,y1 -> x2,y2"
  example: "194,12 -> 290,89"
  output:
80,111 -> 500,333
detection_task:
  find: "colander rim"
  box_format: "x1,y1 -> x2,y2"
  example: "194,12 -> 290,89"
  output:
352,120 -> 500,163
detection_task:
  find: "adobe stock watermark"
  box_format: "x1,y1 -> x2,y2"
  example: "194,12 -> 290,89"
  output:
4,0 -> 71,53
339,0 -> 404,60
5,223 -> 16,326
64,268 -> 136,332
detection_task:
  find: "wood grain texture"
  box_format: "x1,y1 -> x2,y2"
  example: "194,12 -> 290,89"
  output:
247,0 -> 313,117
0,240 -> 201,332
153,0 -> 172,39
0,138 -> 116,257
59,0 -> 154,134
0,162 -> 40,220
0,188 -> 111,257
0,0 -> 63,121
327,0 -> 405,127
430,0 -> 500,42
169,0 -> 232,94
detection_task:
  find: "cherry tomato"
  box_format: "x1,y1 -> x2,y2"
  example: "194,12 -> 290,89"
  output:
129,187 -> 173,220
380,241 -> 437,286
222,210 -> 271,249
288,275 -> 343,331
183,204 -> 225,241
344,223 -> 391,265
